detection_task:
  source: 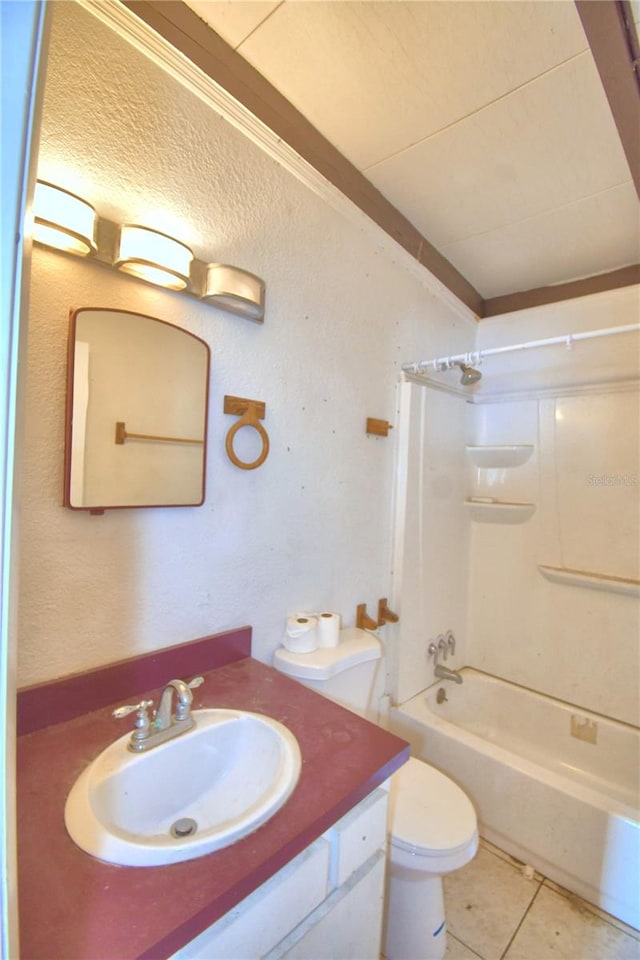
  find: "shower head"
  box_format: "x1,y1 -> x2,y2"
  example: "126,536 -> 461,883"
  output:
451,361 -> 482,385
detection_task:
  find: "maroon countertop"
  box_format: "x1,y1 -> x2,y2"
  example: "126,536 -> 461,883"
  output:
17,632 -> 409,960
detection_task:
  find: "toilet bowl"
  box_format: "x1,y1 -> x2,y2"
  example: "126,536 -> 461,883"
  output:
384,757 -> 479,960
273,629 -> 478,960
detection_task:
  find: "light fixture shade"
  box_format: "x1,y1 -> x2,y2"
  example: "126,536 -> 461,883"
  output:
34,181 -> 97,256
115,225 -> 193,291
202,263 -> 265,321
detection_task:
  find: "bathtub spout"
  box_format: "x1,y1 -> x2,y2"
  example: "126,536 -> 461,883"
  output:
434,663 -> 463,684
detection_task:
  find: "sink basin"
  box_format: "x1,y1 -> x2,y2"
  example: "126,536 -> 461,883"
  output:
64,709 -> 302,866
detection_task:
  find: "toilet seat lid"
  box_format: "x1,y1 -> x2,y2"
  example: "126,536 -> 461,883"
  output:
390,757 -> 477,857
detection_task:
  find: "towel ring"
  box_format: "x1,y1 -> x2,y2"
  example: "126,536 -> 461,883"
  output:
225,405 -> 269,470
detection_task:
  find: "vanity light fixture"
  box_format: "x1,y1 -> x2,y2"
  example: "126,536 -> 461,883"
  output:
115,225 -> 193,291
32,180 -> 266,319
33,181 -> 97,257
202,263 -> 265,321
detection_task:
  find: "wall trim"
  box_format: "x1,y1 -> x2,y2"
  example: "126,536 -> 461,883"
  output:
575,0 -> 640,198
120,0 -> 484,316
84,0 -> 639,319
77,0 -> 480,325
406,372 -> 640,405
483,265 -> 640,317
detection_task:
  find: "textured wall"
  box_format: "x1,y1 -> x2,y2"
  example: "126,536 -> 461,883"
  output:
18,2 -> 474,685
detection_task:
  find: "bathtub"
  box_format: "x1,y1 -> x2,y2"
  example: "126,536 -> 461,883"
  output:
389,668 -> 640,930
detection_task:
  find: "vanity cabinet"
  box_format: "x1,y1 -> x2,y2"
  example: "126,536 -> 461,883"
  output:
171,787 -> 389,960
17,635 -> 408,960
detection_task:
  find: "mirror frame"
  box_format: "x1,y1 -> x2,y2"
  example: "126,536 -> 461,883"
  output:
63,307 -> 210,513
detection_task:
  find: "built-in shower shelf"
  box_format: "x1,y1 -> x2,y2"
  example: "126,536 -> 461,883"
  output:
538,565 -> 640,597
465,499 -> 536,524
466,445 -> 534,468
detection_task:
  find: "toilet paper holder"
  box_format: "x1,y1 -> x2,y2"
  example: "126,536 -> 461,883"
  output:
223,395 -> 269,470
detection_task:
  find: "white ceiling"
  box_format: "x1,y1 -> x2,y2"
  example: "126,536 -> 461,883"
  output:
185,0 -> 640,301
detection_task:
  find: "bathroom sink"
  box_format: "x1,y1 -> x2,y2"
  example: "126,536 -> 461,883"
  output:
64,709 -> 302,866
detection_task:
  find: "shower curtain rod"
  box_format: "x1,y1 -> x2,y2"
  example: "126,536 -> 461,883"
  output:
402,323 -> 640,376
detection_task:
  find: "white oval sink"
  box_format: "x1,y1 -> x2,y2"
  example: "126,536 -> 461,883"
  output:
64,709 -> 302,866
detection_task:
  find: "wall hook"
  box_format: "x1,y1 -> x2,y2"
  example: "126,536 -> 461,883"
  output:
223,395 -> 269,470
377,598 -> 399,625
366,417 -> 393,437
356,603 -> 379,631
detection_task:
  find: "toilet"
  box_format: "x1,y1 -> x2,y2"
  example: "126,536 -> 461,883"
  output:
273,627 -> 478,960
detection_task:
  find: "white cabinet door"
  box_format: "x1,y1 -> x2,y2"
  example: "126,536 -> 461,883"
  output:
268,852 -> 386,960
171,841 -> 330,960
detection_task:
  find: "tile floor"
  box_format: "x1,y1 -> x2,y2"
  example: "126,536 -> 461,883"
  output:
442,840 -> 640,960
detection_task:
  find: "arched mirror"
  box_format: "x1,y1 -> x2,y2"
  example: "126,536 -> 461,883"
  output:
64,308 -> 210,511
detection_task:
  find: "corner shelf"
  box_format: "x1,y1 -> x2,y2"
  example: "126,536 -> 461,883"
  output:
465,499 -> 536,524
538,565 -> 640,598
466,445 -> 534,468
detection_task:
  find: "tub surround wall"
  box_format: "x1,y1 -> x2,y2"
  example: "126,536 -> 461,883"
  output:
17,628 -> 409,960
466,289 -> 640,726
473,285 -> 640,396
467,390 -> 639,726
390,381 -> 470,704
19,0 -> 476,688
394,286 -> 639,725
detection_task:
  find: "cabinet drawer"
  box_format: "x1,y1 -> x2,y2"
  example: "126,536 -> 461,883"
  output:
324,787 -> 388,887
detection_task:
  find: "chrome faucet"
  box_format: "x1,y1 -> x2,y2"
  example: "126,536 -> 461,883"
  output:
156,678 -> 199,730
113,676 -> 204,752
434,661 -> 463,684
428,635 -> 463,684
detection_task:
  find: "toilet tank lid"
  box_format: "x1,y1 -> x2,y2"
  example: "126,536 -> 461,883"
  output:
273,627 -> 381,680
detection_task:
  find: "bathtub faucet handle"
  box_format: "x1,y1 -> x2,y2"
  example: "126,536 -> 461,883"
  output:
437,634 -> 448,660
446,631 -> 456,656
427,641 -> 439,658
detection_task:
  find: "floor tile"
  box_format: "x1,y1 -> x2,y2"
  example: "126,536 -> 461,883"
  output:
543,879 -> 640,940
444,846 -> 541,960
444,931 -> 484,959
479,838 -> 544,882
504,885 -> 640,960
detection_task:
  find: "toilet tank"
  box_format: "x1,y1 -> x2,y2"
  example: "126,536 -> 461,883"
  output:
273,627 -> 383,720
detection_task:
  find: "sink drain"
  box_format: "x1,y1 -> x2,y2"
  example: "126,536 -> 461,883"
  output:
170,817 -> 198,839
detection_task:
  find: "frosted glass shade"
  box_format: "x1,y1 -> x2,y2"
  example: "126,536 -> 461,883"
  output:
202,263 -> 265,320
34,181 -> 97,256
116,225 -> 193,291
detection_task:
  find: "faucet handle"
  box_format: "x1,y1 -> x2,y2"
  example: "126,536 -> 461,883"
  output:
113,699 -> 155,748
445,630 -> 456,655
175,676 -> 204,720
166,676 -> 204,722
427,641 -> 439,657
112,699 -> 154,720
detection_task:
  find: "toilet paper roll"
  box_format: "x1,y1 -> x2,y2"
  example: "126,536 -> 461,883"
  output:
317,612 -> 341,648
282,615 -> 318,653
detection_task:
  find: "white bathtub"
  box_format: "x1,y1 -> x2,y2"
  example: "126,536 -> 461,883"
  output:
390,668 -> 640,930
